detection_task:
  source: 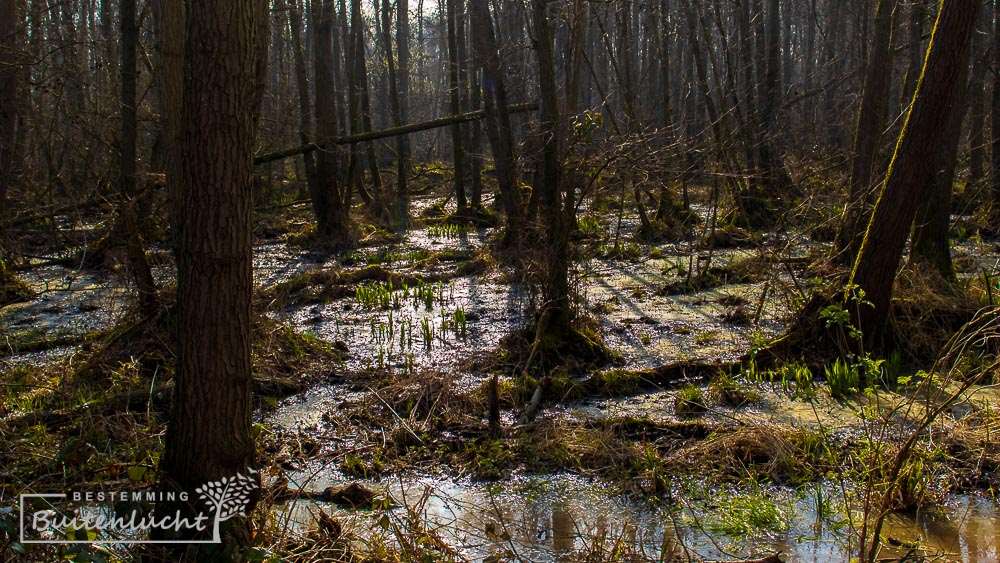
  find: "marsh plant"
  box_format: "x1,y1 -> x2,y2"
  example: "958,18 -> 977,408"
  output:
824,358 -> 859,398
427,222 -> 472,239
674,385 -> 707,416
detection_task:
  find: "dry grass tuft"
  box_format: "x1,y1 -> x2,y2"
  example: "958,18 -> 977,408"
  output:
666,423 -> 829,484
889,266 -> 982,363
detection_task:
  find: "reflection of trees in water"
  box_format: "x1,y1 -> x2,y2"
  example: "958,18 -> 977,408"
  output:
552,500 -> 574,560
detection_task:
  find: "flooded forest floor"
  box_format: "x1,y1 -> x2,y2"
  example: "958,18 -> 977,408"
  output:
2,182 -> 1000,562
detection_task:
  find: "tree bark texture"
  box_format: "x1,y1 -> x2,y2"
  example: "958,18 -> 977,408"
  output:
848,0 -> 979,349
159,0 -> 269,545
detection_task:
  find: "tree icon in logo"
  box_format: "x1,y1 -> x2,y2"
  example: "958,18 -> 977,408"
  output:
195,468 -> 259,543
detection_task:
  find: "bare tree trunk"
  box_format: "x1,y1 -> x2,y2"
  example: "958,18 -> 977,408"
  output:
120,0 -> 156,313
460,0 -> 483,209
736,0 -> 760,197
351,0 -> 386,220
396,0 -> 411,227
803,0 -> 816,131
837,0 -> 899,262
152,0 -> 185,230
848,0 -> 979,352
992,0 -> 1000,225
313,0 -> 351,241
821,0 -> 844,149
966,6 -> 988,194
158,0 -> 268,547
447,0 -> 468,210
382,0 -> 408,227
0,0 -> 16,208
654,0 -> 675,222
533,0 -> 570,332
469,65 -> 484,209
910,20 -> 971,282
469,0 -> 522,224
754,0 -> 793,221
900,0 -> 927,111
289,0 -> 319,200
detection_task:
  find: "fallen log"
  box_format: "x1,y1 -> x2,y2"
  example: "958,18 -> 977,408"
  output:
1,376 -> 301,431
254,102 -> 539,165
0,333 -> 94,358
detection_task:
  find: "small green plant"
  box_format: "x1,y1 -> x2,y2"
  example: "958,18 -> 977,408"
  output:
413,281 -> 436,310
881,349 -> 902,389
661,258 -> 687,276
694,329 -> 719,345
824,358 -> 859,398
792,363 -> 815,399
675,385 -> 707,416
649,246 -> 663,259
420,318 -> 433,349
427,222 -> 472,239
639,331 -> 652,346
768,362 -> 815,399
703,482 -> 791,537
577,214 -> 603,237
355,281 -> 397,309
708,373 -> 761,407
452,307 -> 467,338
341,454 -> 368,478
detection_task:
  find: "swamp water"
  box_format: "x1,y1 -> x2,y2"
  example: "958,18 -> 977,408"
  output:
270,469 -> 1000,562
4,213 -> 1000,561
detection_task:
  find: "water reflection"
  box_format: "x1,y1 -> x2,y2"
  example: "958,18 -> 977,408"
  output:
275,472 -> 1000,562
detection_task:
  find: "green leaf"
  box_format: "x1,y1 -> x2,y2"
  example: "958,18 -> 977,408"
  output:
126,466 -> 149,482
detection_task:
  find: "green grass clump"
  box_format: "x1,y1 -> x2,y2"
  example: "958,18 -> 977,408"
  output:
705,488 -> 790,537
355,281 -> 399,309
824,358 -> 859,398
708,373 -> 761,407
694,329 -> 719,345
675,385 -> 707,417
427,222 -> 472,239
881,349 -> 902,389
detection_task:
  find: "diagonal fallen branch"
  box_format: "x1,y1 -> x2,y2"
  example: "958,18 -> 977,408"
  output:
253,102 -> 539,165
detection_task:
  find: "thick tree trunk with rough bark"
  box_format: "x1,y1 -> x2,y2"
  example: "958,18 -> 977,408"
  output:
158,0 -> 268,548
910,31 -> 970,282
152,0 -> 185,228
848,0 -> 979,350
